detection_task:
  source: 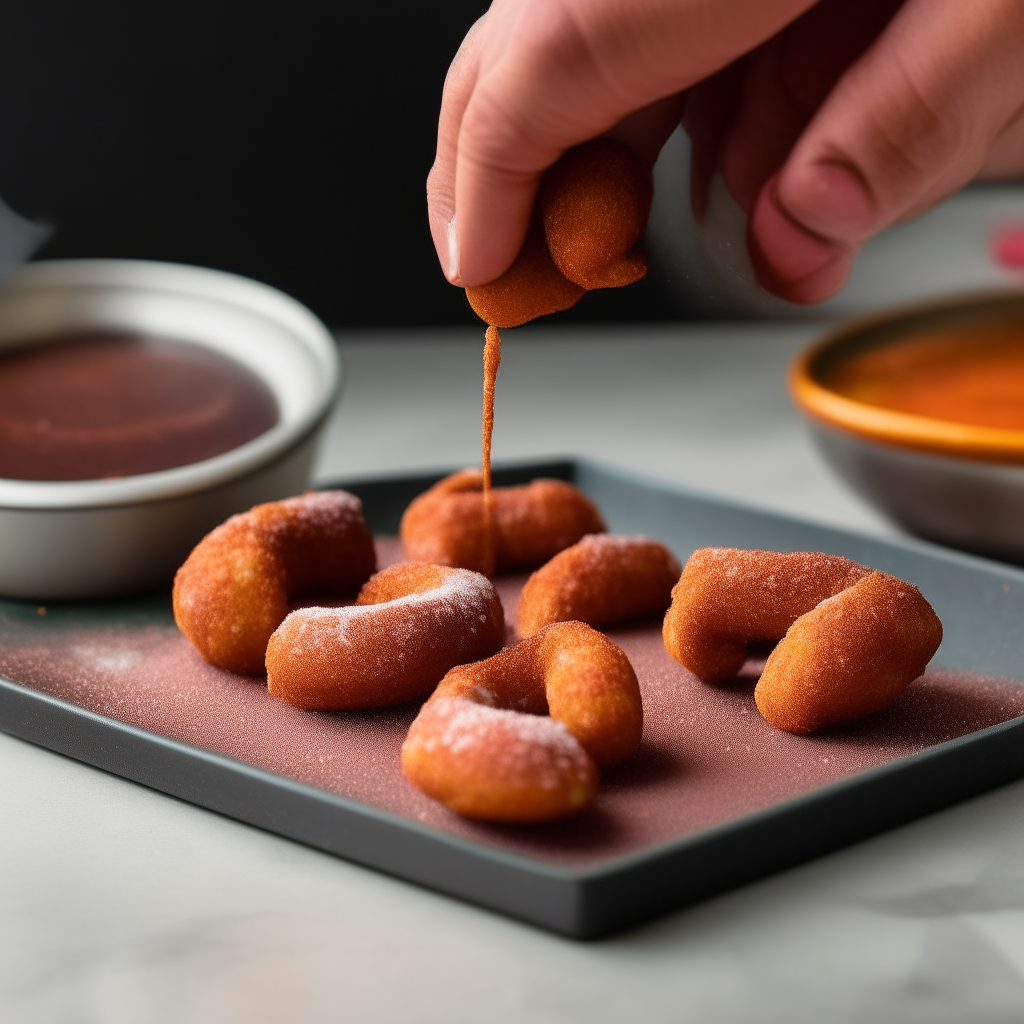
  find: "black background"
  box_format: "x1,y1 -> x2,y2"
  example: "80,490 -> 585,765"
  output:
0,1 -> 681,328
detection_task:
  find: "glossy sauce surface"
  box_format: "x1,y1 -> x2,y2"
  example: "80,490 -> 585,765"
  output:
827,322 -> 1024,430
0,331 -> 278,480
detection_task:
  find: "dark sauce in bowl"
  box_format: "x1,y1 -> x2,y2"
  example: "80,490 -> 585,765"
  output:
0,331 -> 279,480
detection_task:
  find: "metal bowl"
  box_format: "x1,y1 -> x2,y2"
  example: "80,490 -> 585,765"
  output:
790,289 -> 1024,560
0,259 -> 339,598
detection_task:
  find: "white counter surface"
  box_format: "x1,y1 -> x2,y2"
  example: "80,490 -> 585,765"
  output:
5,323 -> 1024,1023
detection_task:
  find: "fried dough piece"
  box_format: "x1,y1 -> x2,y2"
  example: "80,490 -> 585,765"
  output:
663,547 -> 942,734
400,469 -> 606,575
517,534 -> 680,636
265,561 -> 505,710
173,491 -> 376,674
465,138 -> 651,327
403,621 -> 642,821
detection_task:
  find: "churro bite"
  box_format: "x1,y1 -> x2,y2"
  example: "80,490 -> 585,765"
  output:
663,549 -> 871,683
754,571 -> 943,734
541,138 -> 652,290
266,562 -> 504,710
465,138 -> 651,328
663,548 -> 943,734
465,219 -> 585,329
517,534 -> 681,636
399,469 -> 606,575
402,621 -> 642,822
173,491 -> 376,675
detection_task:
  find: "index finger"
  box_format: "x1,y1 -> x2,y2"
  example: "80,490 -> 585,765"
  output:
428,16 -> 486,283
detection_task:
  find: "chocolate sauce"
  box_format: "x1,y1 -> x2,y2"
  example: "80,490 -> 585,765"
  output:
0,331 -> 278,480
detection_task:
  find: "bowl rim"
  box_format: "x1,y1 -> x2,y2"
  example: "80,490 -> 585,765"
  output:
0,259 -> 340,509
789,286 -> 1024,464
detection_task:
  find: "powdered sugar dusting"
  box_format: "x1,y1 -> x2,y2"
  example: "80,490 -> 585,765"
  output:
72,645 -> 144,674
261,490 -> 364,541
410,697 -> 593,793
433,698 -> 584,758
280,568 -> 497,651
570,534 -> 650,571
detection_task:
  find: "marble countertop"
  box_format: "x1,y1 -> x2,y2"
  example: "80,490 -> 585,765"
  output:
4,323 -> 1024,1023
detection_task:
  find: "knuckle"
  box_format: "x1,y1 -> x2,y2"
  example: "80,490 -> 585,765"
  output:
458,90 -> 547,179
819,62 -> 975,221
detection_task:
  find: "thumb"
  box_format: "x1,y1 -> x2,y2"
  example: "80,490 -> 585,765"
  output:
748,0 -> 1024,303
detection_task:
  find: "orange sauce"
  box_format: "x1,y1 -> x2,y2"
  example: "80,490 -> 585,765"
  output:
825,323 -> 1024,431
481,325 -> 502,575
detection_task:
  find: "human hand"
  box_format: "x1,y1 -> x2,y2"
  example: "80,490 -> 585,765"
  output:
427,0 -> 816,289
429,0 -> 1024,304
687,0 -> 1024,303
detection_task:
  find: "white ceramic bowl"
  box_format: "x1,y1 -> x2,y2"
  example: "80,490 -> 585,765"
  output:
0,259 -> 339,599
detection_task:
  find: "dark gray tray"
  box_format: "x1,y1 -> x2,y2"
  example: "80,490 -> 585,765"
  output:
3,458 -> 1024,939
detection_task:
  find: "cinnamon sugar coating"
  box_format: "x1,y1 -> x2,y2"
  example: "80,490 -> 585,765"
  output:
755,571 -> 943,734
663,549 -> 872,683
402,621 -> 642,821
663,548 -> 943,734
399,469 -> 606,575
517,534 -> 681,637
464,138 -> 650,328
542,138 -> 651,290
266,562 -> 505,710
173,491 -> 376,675
465,219 -> 585,329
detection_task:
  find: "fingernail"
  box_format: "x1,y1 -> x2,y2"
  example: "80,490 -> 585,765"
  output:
446,215 -> 460,282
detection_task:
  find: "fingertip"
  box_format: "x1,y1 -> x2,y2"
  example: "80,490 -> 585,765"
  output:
428,220 -> 461,286
451,213 -> 533,288
748,178 -> 854,305
427,164 -> 460,285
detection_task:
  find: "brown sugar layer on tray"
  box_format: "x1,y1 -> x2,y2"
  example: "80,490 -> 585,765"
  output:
399,469 -> 606,576
266,561 -> 504,711
173,491 -> 376,675
402,620 -> 642,822
1,534 -> 1018,865
517,534 -> 681,637
663,547 -> 943,734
